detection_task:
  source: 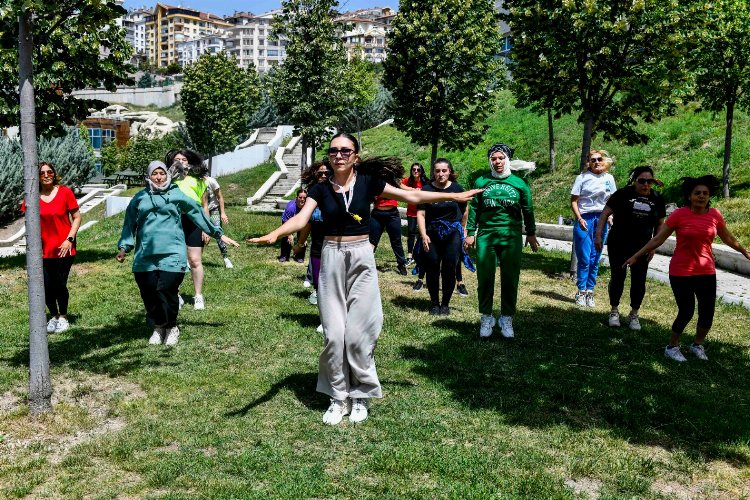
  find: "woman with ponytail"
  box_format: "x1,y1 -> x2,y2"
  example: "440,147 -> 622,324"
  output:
250,132 -> 481,426
595,166 -> 665,330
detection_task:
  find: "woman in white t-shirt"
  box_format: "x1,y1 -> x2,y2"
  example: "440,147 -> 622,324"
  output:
570,149 -> 616,307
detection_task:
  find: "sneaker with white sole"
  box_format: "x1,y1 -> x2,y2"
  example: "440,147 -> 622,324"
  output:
479,314 -> 495,338
322,398 -> 350,425
498,315 -> 514,338
54,317 -> 70,333
628,314 -> 641,331
164,326 -> 180,346
194,294 -> 205,310
349,398 -> 369,423
664,345 -> 687,362
178,294 -> 184,310
575,291 -> 587,307
303,279 -> 312,288
148,328 -> 164,345
308,290 -> 318,305
223,257 -> 234,269
608,311 -> 620,327
585,292 -> 595,308
412,279 -> 423,292
690,343 -> 708,360
46,317 -> 59,333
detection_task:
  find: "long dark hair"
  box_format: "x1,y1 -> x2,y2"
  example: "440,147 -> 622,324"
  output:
680,175 -> 720,207
330,132 -> 404,186
301,158 -> 332,186
165,149 -> 207,177
407,162 -> 428,188
627,165 -> 664,187
431,157 -> 458,182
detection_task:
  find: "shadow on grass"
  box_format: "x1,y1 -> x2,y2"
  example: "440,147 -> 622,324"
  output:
390,295 -> 432,312
0,248 -> 118,271
225,371 -> 324,417
401,301 -> 750,463
3,314 -> 178,376
284,312 -> 320,328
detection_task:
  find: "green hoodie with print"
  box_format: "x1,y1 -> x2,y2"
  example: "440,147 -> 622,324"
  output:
467,173 -> 536,243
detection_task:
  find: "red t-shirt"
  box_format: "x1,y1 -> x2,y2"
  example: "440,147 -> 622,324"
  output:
400,177 -> 423,217
373,195 -> 398,210
21,185 -> 79,259
666,206 -> 725,276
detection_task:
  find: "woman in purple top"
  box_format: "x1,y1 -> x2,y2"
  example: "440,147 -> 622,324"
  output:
279,188 -> 307,263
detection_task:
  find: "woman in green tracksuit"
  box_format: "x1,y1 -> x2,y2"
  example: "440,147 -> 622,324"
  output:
465,144 -> 539,339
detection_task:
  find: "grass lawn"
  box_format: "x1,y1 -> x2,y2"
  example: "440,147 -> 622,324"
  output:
1,208 -> 749,497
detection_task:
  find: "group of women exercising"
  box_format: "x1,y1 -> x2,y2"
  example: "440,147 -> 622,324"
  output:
27,132 -> 750,425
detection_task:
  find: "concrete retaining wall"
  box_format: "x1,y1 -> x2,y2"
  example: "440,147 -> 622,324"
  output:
72,84 -> 182,108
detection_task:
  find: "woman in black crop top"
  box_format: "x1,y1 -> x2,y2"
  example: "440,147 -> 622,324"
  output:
250,132 -> 481,426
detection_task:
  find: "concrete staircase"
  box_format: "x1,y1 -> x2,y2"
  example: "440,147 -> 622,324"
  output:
248,138 -> 304,213
255,127 -> 278,144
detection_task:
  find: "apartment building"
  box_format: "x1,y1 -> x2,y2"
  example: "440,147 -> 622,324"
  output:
145,3 -> 232,67
223,11 -> 288,73
123,8 -> 151,55
338,17 -> 387,63
176,34 -> 226,67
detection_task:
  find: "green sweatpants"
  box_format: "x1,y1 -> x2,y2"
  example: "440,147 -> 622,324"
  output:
476,232 -> 522,316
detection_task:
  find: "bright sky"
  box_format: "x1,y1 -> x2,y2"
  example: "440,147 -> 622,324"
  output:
122,0 -> 397,16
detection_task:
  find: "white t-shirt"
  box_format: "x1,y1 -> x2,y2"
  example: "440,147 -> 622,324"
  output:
570,170 -> 616,214
206,176 -> 221,212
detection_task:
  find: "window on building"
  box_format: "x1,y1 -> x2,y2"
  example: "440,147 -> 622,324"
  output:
88,128 -> 115,151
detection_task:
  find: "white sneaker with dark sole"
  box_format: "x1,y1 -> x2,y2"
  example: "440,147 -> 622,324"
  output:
349,398 -> 369,423
322,398 -> 350,425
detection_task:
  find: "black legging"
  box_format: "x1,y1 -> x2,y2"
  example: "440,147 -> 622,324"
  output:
423,228 -> 461,307
407,217 -> 418,256
43,256 -> 74,316
134,270 -> 185,328
607,244 -> 648,310
669,274 -> 716,334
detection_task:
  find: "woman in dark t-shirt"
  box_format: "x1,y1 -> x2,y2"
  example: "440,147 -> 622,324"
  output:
595,166 -> 665,331
249,132 -> 481,426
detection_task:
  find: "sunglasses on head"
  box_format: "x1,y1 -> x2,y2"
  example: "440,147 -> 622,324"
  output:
589,157 -> 604,162
327,147 -> 354,158
636,178 -> 656,185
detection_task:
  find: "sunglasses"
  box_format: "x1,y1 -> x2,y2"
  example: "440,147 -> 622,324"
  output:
316,171 -> 331,178
636,178 -> 656,185
589,157 -> 604,162
39,171 -> 55,177
327,147 -> 355,158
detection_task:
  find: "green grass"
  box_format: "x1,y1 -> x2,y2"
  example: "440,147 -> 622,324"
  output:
355,91 -> 750,246
215,161 -> 278,206
1,208 -> 750,497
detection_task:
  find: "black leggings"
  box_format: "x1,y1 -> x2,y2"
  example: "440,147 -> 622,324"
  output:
407,217 -> 418,256
607,244 -> 648,310
134,270 -> 185,328
669,274 -> 716,334
43,257 -> 74,316
423,228 -> 461,307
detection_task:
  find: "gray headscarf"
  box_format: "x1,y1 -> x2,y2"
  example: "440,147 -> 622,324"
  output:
145,160 -> 171,192
488,143 -> 514,179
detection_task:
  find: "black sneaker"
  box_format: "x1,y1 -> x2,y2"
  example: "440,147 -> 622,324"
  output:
412,279 -> 424,292
397,264 -> 408,276
440,305 -> 450,316
429,305 -> 441,316
456,283 -> 469,297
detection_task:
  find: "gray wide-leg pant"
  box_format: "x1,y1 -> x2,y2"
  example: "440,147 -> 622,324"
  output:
317,239 -> 383,400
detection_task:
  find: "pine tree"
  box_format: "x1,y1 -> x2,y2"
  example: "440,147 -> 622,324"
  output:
0,138 -> 23,223
37,127 -> 96,190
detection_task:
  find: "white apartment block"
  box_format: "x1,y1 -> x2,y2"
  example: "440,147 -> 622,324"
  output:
224,11 -> 288,73
338,17 -> 387,63
123,8 -> 151,54
176,34 -> 227,66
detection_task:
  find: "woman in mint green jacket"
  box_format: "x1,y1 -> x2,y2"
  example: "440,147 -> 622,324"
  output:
465,144 -> 539,340
116,161 -> 238,346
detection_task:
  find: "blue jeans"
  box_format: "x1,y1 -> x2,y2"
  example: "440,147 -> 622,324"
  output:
573,211 -> 608,291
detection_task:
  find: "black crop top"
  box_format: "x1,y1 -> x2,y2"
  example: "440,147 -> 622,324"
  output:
307,173 -> 386,236
417,182 -> 466,222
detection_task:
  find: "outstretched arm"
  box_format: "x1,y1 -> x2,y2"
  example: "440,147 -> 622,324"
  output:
381,183 -> 482,205
248,199 -> 318,245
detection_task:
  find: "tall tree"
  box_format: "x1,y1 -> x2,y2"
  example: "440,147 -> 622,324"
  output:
270,0 -> 349,168
180,52 -> 260,174
691,0 -> 750,198
503,0 -> 692,170
382,0 -> 503,166
343,46 -> 378,147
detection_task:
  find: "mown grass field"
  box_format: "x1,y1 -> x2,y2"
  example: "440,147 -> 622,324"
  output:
1,207 -> 750,497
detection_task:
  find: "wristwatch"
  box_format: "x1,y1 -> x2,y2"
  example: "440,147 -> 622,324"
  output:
67,236 -> 75,243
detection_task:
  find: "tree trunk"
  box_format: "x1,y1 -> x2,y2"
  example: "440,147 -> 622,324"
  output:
357,115 -> 362,151
547,108 -> 556,174
208,155 -> 213,177
579,112 -> 594,172
722,99 -> 734,198
19,11 -> 53,416
430,140 -> 438,172
300,135 -> 308,172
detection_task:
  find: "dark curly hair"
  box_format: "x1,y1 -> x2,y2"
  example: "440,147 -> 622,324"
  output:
301,158 -> 332,187
680,175 -> 720,207
165,149 -> 207,178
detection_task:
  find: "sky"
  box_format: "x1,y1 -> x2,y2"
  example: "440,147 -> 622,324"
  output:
122,0 -> 397,16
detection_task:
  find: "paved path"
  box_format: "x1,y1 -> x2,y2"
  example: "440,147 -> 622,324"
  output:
537,237 -> 750,310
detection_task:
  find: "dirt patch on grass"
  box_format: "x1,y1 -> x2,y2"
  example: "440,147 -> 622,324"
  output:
565,477 -> 601,498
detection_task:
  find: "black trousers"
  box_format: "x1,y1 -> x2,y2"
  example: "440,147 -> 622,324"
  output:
423,229 -> 461,307
369,208 -> 407,266
43,256 -> 74,316
669,274 -> 716,334
279,233 -> 306,261
607,244 -> 648,310
407,217 -> 418,256
134,270 -> 185,328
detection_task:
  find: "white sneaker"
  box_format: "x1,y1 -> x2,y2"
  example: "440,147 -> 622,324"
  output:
46,317 -> 59,333
316,324 -> 324,335
223,257 -> 234,269
690,343 -> 708,360
164,326 -> 180,346
585,292 -> 595,308
148,328 -> 164,345
664,345 -> 687,362
322,398 -> 350,425
308,290 -> 318,305
498,315 -> 514,338
55,317 -> 70,333
194,294 -> 205,310
349,398 -> 369,423
628,314 -> 641,331
608,311 -> 620,327
479,314 -> 495,338
178,294 -> 184,310
303,279 -> 312,288
575,291 -> 587,307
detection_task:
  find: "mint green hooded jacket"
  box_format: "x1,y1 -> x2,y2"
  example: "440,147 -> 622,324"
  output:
118,184 -> 222,273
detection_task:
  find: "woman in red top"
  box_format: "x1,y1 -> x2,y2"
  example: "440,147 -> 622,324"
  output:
370,172 -> 409,276
625,175 -> 750,362
401,163 -> 428,289
23,162 -> 82,333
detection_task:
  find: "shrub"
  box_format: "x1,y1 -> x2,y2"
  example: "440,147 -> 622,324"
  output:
0,138 -> 23,224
